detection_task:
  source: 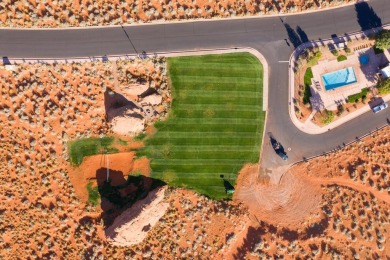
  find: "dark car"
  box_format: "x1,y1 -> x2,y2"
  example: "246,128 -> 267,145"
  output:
270,136 -> 288,161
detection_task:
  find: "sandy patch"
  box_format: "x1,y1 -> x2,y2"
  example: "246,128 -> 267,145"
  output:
142,94 -> 163,106
234,164 -> 322,227
111,115 -> 145,136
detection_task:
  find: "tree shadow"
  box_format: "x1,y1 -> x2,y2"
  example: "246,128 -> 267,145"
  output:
355,2 -> 382,31
282,22 -> 310,48
296,26 -> 309,43
283,22 -> 302,48
358,48 -> 381,83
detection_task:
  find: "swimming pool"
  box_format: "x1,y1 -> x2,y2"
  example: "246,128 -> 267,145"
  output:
322,67 -> 357,91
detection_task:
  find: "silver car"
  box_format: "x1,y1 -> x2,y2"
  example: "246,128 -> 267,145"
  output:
372,102 -> 388,113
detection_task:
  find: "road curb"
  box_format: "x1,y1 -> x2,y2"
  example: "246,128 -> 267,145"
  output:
288,124 -> 389,168
5,47 -> 270,112
288,23 -> 390,135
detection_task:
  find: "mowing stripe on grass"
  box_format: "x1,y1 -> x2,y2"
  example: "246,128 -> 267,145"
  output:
139,52 -> 265,198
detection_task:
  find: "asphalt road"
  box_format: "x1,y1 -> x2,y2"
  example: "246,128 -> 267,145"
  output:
0,0 -> 389,167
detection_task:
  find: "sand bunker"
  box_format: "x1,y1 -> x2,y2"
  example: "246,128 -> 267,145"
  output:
106,186 -> 169,246
235,164 -> 322,227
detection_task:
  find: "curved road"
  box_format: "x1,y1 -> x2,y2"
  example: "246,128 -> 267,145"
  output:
1,0 -> 389,167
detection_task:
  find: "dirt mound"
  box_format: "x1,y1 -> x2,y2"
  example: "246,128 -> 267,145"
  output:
234,164 -> 322,227
106,186 -> 169,246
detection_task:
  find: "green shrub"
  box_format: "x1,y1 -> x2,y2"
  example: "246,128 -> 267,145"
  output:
321,110 -> 334,125
331,49 -> 339,56
376,78 -> 390,95
373,45 -> 384,55
68,136 -> 118,166
303,67 -> 313,104
344,47 -> 351,54
337,55 -> 347,62
87,182 -> 100,206
134,132 -> 146,141
117,138 -> 128,145
306,51 -> 322,66
375,29 -> 390,50
347,88 -> 369,103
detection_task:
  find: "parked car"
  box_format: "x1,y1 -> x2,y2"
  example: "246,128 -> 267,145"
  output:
372,102 -> 388,113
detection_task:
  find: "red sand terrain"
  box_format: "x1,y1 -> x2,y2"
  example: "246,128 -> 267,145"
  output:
0,58 -> 388,258
0,0 -> 356,27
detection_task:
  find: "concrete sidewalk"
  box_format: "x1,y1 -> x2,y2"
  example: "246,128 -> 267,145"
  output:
295,94 -> 390,134
289,24 -> 390,135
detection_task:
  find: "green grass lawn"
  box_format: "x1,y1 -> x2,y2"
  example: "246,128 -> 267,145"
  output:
68,136 -> 118,166
87,182 -> 100,206
347,88 -> 369,103
138,53 -> 265,199
303,67 -> 313,104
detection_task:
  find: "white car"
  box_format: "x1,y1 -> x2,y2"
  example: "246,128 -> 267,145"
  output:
372,102 -> 388,113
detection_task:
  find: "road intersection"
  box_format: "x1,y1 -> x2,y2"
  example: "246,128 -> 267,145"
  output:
0,0 -> 389,168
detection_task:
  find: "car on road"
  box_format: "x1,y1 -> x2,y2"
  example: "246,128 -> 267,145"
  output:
270,136 -> 288,161
372,102 -> 388,113
276,150 -> 288,161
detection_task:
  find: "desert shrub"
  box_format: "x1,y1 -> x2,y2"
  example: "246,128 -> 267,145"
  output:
376,78 -> 390,95
375,29 -> 390,50
336,105 -> 344,116
87,182 -> 100,206
306,51 -> 322,67
303,67 -> 313,104
347,88 -> 369,103
321,110 -> 334,125
337,55 -> 347,62
331,49 -> 339,56
373,45 -> 384,54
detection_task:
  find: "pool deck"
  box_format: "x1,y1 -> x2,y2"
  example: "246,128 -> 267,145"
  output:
310,48 -> 380,111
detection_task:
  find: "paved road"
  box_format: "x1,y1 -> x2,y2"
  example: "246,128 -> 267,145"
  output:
0,0 -> 389,167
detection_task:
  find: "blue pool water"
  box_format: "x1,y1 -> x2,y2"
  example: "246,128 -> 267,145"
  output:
359,55 -> 369,65
322,67 -> 357,91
